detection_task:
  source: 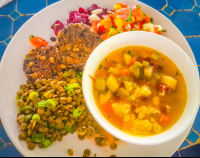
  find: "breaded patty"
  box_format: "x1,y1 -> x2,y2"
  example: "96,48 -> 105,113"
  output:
56,23 -> 100,71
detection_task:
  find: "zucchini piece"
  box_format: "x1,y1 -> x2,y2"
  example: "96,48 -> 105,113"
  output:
108,67 -> 121,76
160,75 -> 177,90
151,53 -> 160,60
99,90 -> 112,105
106,74 -> 119,92
134,61 -> 143,67
124,54 -> 132,66
117,88 -> 130,97
153,73 -> 162,80
129,65 -> 140,78
143,61 -> 149,67
144,66 -> 153,78
141,86 -> 151,96
95,78 -> 106,91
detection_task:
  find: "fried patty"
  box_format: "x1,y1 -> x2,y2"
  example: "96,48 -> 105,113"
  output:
56,23 -> 100,71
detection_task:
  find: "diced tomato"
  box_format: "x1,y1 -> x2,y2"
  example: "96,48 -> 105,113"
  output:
102,103 -> 113,114
100,31 -> 109,41
159,115 -> 170,125
121,69 -> 130,76
132,6 -> 144,22
99,25 -> 107,33
143,16 -> 151,23
115,7 -> 130,20
156,31 -> 162,35
29,36 -> 48,48
91,21 -> 100,33
112,21 -> 117,28
154,26 -> 159,33
109,14 -> 115,20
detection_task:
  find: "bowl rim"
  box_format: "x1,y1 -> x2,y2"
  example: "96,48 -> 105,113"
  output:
82,31 -> 200,146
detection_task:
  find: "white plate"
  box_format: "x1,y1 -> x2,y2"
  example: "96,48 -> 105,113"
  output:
0,0 -> 198,157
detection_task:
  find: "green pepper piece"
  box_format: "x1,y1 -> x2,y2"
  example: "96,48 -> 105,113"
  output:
24,114 -> 32,121
32,134 -> 45,143
43,139 -> 52,148
67,89 -> 75,97
45,99 -> 56,109
29,92 -> 38,101
64,83 -> 80,91
32,114 -> 40,122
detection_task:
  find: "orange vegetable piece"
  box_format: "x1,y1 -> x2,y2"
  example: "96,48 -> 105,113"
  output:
132,6 -> 144,22
121,69 -> 130,76
159,115 -> 170,126
143,16 -> 151,23
29,36 -> 48,48
102,103 -> 113,114
100,32 -> 109,41
91,21 -> 100,33
100,17 -> 112,30
114,3 -> 128,11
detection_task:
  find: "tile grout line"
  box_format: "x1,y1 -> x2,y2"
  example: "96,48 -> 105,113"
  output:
185,35 -> 200,37
194,0 -> 197,6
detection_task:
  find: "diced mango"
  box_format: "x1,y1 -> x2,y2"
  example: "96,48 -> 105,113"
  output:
106,74 -> 119,92
95,78 -> 106,91
114,17 -> 124,28
114,3 -> 123,11
99,90 -> 112,105
160,75 -> 177,90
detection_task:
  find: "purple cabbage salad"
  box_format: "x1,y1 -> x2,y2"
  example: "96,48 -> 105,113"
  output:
51,4 -> 108,36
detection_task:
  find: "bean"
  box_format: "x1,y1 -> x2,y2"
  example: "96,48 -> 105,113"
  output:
78,135 -> 86,140
26,137 -> 32,143
18,134 -> 25,140
17,89 -> 24,95
71,101 -> 76,106
28,143 -> 36,150
84,149 -> 91,156
35,79 -> 41,85
21,123 -> 28,131
27,129 -> 32,137
100,139 -> 106,146
70,79 -> 76,83
75,89 -> 81,94
110,143 -> 117,150
41,79 -> 47,85
20,84 -> 26,89
51,137 -> 56,142
44,111 -> 51,117
37,109 -> 45,115
72,95 -> 76,101
83,153 -> 89,157
66,97 -> 72,103
59,88 -> 66,94
21,131 -> 27,138
17,100 -> 24,107
57,135 -> 63,141
48,116 -> 54,123
37,84 -> 42,89
60,97 -> 67,102
38,143 -> 45,149
23,92 -> 29,97
60,93 -> 67,97
68,149 -> 74,156
110,155 -> 116,157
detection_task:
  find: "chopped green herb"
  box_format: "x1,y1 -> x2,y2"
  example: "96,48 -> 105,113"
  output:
49,124 -> 58,129
73,109 -> 82,117
32,134 -> 45,143
144,14 -> 146,16
126,8 -> 133,22
19,107 -> 25,112
45,99 -> 56,109
64,83 -> 80,91
127,50 -> 134,57
112,61 -> 118,66
137,5 -> 141,8
105,59 -> 107,61
25,106 -> 33,110
29,35 -> 34,40
104,67 -> 109,70
175,70 -> 179,76
24,114 -> 32,121
162,58 -> 165,60
103,87 -> 109,95
99,65 -> 102,70
32,114 -> 40,122
150,18 -> 153,23
108,114 -> 111,119
117,31 -> 121,34
161,30 -> 167,32
38,101 -> 46,107
109,29 -> 115,36
67,89 -> 75,97
76,72 -> 83,78
43,139 -> 52,148
100,38 -> 102,44
64,124 -> 75,134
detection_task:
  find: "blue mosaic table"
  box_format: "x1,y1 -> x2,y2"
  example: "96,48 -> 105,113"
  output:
0,0 -> 200,157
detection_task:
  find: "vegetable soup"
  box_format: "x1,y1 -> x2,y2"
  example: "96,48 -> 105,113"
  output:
93,46 -> 187,136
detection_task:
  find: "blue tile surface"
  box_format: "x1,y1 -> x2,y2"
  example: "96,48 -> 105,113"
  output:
187,131 -> 199,143
179,140 -> 190,149
10,11 -> 20,20
171,11 -> 200,36
171,151 -> 180,157
0,43 -> 6,61
13,15 -> 33,36
0,0 -> 16,15
139,0 -> 166,9
0,124 -> 12,144
48,0 -> 61,6
17,0 -> 46,14
159,10 -> 171,19
164,6 -> 174,14
0,16 -> 12,41
179,144 -> 200,157
168,0 -> 195,10
0,145 -> 23,157
193,6 -> 200,14
186,37 -> 200,65
0,0 -> 200,157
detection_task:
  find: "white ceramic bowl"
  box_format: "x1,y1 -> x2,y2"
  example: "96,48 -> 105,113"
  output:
83,31 -> 200,146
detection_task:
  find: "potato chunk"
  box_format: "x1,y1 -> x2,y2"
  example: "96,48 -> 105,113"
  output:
95,78 -> 106,91
112,102 -> 131,117
99,90 -> 112,105
106,74 -> 119,92
160,75 -> 177,90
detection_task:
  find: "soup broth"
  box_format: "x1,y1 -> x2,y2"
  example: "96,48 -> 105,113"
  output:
93,46 -> 187,136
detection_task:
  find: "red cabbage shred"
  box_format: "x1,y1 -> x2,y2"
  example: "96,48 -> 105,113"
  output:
51,20 -> 65,36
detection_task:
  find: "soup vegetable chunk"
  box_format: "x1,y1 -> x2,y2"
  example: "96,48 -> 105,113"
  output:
93,46 -> 187,136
